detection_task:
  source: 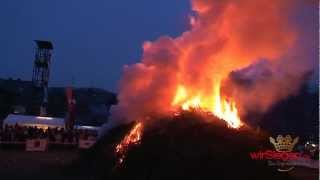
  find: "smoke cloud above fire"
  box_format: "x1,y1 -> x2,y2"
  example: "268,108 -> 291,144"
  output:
110,0 -> 317,125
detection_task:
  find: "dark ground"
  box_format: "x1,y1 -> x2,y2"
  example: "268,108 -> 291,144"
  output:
0,149 -> 78,180
0,150 -> 317,180
67,111 -> 318,180
0,112 -> 318,180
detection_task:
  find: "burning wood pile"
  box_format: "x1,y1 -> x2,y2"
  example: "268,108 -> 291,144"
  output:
71,112 -> 293,180
66,0 -> 316,178
113,108 -> 244,169
106,0 -> 315,172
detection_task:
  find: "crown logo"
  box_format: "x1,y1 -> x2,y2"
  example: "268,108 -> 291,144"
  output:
269,135 -> 299,152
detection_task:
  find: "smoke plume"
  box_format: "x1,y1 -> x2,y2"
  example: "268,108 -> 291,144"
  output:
110,0 -> 317,125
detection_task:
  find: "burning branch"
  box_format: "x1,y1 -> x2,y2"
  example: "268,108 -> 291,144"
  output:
115,122 -> 143,166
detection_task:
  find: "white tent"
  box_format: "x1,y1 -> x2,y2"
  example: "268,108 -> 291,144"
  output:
3,114 -> 65,129
74,125 -> 100,131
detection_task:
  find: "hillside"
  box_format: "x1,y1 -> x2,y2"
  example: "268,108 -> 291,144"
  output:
68,112 -> 294,180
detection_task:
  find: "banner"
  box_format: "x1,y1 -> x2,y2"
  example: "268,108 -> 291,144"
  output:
78,139 -> 96,149
26,139 -> 48,151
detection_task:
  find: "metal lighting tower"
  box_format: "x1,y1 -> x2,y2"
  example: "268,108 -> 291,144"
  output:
32,40 -> 53,116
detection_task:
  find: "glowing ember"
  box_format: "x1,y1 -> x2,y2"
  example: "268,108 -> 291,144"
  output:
115,122 -> 143,165
172,82 -> 242,129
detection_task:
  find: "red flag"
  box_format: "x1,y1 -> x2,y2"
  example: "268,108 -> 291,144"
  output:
66,87 -> 76,130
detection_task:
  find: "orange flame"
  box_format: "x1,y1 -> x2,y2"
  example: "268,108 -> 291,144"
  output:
115,122 -> 143,165
172,82 -> 242,128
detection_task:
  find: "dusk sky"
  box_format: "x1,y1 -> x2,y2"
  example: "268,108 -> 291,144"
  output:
0,1 -> 190,92
0,1 -> 318,92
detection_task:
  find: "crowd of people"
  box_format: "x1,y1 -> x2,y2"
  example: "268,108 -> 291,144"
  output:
0,124 -> 97,144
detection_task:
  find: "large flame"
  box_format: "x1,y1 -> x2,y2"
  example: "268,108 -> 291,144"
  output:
172,82 -> 242,128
